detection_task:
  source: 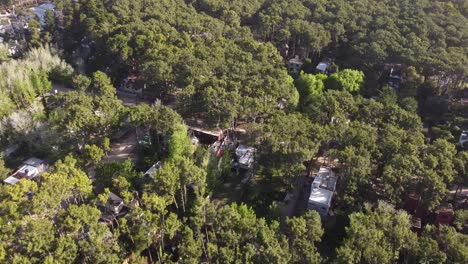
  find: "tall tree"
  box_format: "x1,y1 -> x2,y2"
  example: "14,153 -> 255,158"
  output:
259,112 -> 323,183
285,211 -> 323,263
336,201 -> 417,264
325,69 -> 365,94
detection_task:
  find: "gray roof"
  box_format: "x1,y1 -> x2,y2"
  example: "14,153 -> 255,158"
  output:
316,62 -> 329,72
144,162 -> 162,178
31,4 -> 55,25
289,57 -> 303,65
23,157 -> 45,167
309,167 -> 337,206
3,157 -> 46,184
235,145 -> 255,158
108,192 -> 124,206
308,187 -> 333,207
460,131 -> 468,148
312,167 -> 337,192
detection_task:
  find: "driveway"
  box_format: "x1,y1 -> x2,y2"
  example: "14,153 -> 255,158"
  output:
104,131 -> 137,163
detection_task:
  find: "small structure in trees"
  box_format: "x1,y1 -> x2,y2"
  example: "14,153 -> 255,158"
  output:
386,64 -> 404,89
235,145 -> 255,170
435,204 -> 455,227
3,157 -> 47,184
187,126 -> 223,145
144,161 -> 162,178
119,73 -> 142,96
97,192 -> 128,224
288,55 -> 304,73
315,58 -> 335,74
307,167 -> 337,219
459,130 -> 468,149
30,3 -> 55,26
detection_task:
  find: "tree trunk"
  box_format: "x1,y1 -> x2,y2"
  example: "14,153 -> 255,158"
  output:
172,195 -> 179,209
127,226 -> 135,244
148,248 -> 154,264
184,185 -> 188,209
153,241 -> 161,264
161,214 -> 165,248
180,188 -> 186,213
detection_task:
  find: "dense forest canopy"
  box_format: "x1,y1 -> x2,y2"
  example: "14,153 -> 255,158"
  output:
0,0 -> 467,263
50,0 -> 467,125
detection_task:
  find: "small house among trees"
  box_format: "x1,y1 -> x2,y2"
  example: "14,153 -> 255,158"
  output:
307,167 -> 337,219
3,157 -> 47,185
288,55 -> 304,73
459,130 -> 468,149
97,192 -> 128,224
235,144 -> 255,170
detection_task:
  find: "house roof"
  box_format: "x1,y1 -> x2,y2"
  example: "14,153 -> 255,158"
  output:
289,57 -> 303,65
460,131 -> 468,148
3,157 -> 45,184
238,150 -> 254,166
236,145 -> 255,167
188,126 -> 222,137
308,187 -> 333,206
23,157 -> 44,167
309,167 -> 336,207
144,162 -> 162,178
235,145 -> 255,158
316,62 -> 329,72
17,165 -> 39,179
460,131 -> 468,141
313,167 -> 337,192
108,192 -> 124,206
31,4 -> 55,25
3,176 -> 20,185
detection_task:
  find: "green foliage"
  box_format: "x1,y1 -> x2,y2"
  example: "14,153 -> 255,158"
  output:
255,0 -> 466,90
27,19 -> 42,48
44,9 -> 56,33
295,71 -> 325,110
285,211 -> 323,263
207,203 -> 293,263
50,71 -> 123,147
102,137 -> 110,154
0,90 -> 14,118
0,155 -> 9,180
94,159 -> 136,194
178,226 -> 202,264
259,112 -> 322,182
58,0 -> 298,128
454,209 -> 468,233
167,123 -> 192,161
0,43 -> 10,63
409,235 -> 447,263
336,202 -> 417,264
1,1 -> 466,263
83,144 -> 104,166
33,156 -> 93,215
454,151 -> 468,186
420,225 -> 468,263
325,69 -> 364,93
0,46 -> 72,109
72,74 -> 91,91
